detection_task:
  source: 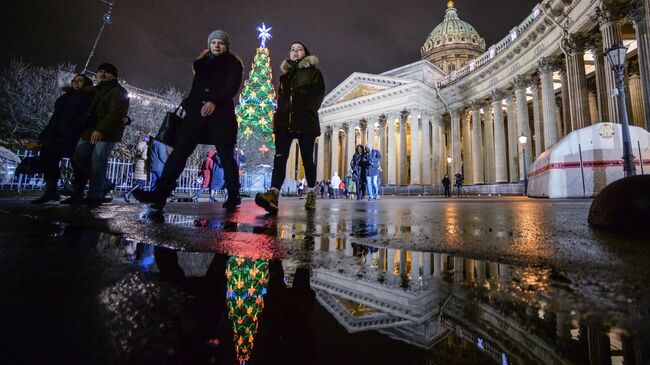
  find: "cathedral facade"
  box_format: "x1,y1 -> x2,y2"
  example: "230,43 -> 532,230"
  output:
283,0 -> 650,194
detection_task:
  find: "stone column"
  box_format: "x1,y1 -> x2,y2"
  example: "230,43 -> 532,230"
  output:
330,125 -> 340,177
629,69 -> 646,127
587,39 -> 609,123
359,121 -> 367,146
422,252 -> 432,278
492,91 -> 508,183
345,122 -> 356,174
421,112 -> 432,185
632,5 -> 650,130
410,252 -> 420,284
431,114 -> 442,185
386,248 -> 396,284
409,110 -> 421,185
433,253 -> 442,276
555,100 -> 564,138
594,5 -> 625,123
399,116 -> 408,185
386,112 -> 398,185
530,78 -> 544,158
462,111 -> 474,184
563,35 -> 591,129
559,67 -> 572,134
588,91 -> 599,124
316,132 -> 326,181
378,119 -> 387,183
514,77 -> 532,179
539,58 -> 559,150
450,109 -> 462,176
367,117 -> 377,148
506,92 -> 519,182
483,103 -> 496,183
470,101 -> 484,184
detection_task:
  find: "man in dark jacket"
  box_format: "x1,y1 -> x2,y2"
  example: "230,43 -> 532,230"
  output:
362,143 -> 382,200
32,74 -> 94,204
62,63 -> 129,205
134,30 -> 244,211
442,174 -> 451,197
255,41 -> 325,214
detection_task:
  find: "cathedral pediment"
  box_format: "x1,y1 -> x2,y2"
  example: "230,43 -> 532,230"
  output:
321,72 -> 411,108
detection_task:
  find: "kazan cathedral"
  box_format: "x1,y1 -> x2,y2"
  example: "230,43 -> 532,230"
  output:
288,0 -> 650,197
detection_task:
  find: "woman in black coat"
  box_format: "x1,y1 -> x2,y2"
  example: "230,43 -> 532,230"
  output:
32,74 -> 94,204
255,41 -> 325,214
134,30 -> 244,211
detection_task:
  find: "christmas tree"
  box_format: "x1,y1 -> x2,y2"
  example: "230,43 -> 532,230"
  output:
226,255 -> 269,365
236,24 -> 276,169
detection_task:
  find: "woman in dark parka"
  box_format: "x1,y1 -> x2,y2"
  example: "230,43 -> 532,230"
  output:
134,29 -> 243,211
32,74 -> 94,204
255,41 -> 325,214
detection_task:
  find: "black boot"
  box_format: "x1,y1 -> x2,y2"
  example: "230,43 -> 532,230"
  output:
60,185 -> 85,205
222,194 -> 241,210
31,181 -> 60,204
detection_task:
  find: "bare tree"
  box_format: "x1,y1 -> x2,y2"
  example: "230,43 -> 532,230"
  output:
0,59 -> 77,150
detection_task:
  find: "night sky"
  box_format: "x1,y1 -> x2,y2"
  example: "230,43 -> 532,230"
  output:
1,0 -> 539,94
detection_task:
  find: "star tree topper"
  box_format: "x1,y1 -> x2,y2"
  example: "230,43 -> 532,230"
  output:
257,23 -> 272,47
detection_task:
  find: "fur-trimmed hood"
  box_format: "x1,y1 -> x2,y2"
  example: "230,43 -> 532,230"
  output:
280,55 -> 319,74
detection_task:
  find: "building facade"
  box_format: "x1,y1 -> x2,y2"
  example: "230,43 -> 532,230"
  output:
295,0 -> 650,193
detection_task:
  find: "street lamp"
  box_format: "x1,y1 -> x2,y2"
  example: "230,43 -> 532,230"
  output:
605,42 -> 636,177
519,133 -> 528,196
446,156 -> 452,176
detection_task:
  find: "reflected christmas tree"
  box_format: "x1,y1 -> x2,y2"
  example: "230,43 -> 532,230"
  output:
236,23 -> 277,170
226,255 -> 269,364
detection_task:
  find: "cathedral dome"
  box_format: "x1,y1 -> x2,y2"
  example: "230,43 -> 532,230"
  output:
421,1 -> 486,73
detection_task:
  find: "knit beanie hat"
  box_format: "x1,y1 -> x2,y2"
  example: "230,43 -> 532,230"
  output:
97,63 -> 118,78
207,30 -> 230,49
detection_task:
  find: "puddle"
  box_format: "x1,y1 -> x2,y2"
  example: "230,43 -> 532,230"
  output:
1,214 -> 649,365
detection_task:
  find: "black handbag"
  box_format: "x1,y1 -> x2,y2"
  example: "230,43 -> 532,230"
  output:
16,155 -> 44,175
155,106 -> 183,147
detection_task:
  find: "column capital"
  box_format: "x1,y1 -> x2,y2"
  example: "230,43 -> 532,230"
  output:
491,89 -> 507,102
584,34 -> 604,54
629,3 -> 646,27
562,34 -> 587,55
357,120 -> 367,129
592,3 -> 634,25
537,57 -> 562,74
384,111 -> 401,121
469,99 -> 484,111
513,75 -> 531,90
341,122 -> 350,130
407,107 -> 424,118
365,115 -> 382,123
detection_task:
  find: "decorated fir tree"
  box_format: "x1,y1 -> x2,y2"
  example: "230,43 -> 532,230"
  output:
236,24 -> 276,169
226,255 -> 269,365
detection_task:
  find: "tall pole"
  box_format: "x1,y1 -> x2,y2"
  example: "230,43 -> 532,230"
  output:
614,64 -> 637,177
83,1 -> 115,73
523,147 -> 528,195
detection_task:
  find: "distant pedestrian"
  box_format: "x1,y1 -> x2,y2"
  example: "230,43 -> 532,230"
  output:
442,174 -> 451,197
454,172 -> 463,197
255,41 -> 325,214
209,153 -> 225,202
123,135 -> 150,202
148,137 -> 168,190
193,150 -> 216,201
62,63 -> 130,205
330,172 -> 341,199
350,144 -> 365,200
31,74 -> 94,204
362,143 -> 382,200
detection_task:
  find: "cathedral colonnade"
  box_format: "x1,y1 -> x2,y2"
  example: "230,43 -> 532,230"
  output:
309,0 -> 650,191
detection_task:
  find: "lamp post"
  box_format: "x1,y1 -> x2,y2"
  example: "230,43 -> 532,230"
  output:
605,43 -> 636,177
519,134 -> 528,196
446,156 -> 452,177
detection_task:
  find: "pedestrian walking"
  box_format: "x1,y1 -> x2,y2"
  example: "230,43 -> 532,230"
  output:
442,174 -> 451,197
330,172 -> 341,199
133,30 -> 244,211
209,153 -> 225,202
193,150 -> 216,201
62,63 -> 130,205
454,172 -> 464,197
31,74 -> 94,204
148,137 -> 168,190
123,135 -> 149,202
362,143 -> 382,200
350,144 -> 365,200
255,41 -> 325,214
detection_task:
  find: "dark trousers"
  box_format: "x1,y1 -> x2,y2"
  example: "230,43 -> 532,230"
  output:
444,185 -> 451,197
155,138 -> 239,199
41,150 -> 65,183
271,133 -> 317,189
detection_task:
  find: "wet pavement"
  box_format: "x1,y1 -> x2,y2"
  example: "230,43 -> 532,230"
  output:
0,195 -> 648,364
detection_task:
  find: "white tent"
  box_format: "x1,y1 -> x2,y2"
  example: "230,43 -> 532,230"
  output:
528,123 -> 650,198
